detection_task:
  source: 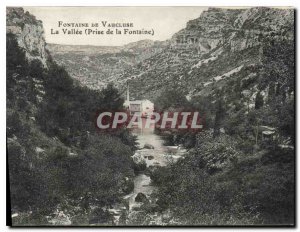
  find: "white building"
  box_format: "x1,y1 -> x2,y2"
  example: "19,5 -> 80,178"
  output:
123,82 -> 154,117
124,99 -> 154,117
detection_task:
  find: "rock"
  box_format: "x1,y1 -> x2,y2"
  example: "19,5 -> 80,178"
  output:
6,7 -> 49,67
131,152 -> 147,172
161,130 -> 172,136
120,177 -> 134,194
35,147 -> 45,153
11,213 -> 19,218
135,192 -> 148,203
147,155 -> 154,160
49,211 -> 72,225
143,143 -> 154,149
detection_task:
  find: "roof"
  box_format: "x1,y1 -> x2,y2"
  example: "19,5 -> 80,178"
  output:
260,126 -> 276,131
130,101 -> 142,105
262,131 -> 275,135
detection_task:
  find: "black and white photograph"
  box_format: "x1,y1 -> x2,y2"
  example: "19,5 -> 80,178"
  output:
6,6 -> 295,226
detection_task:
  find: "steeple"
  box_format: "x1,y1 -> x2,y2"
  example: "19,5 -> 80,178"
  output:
127,81 -> 130,102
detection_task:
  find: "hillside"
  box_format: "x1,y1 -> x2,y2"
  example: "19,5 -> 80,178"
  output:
143,7 -> 295,225
47,40 -> 167,89
117,7 -> 294,101
7,7 -> 138,225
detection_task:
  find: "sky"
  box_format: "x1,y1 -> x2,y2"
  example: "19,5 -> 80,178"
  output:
24,7 -> 207,46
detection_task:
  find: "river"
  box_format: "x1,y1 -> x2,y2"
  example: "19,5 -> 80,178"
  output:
110,119 -> 186,225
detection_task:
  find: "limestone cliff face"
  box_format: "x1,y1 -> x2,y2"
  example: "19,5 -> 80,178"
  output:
6,7 -> 49,67
115,7 -> 294,109
170,8 -> 243,52
171,7 -> 294,53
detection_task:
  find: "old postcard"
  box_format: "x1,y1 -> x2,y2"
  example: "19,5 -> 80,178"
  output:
6,6 -> 295,226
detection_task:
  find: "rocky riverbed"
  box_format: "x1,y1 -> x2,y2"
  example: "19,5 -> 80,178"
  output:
110,125 -> 187,225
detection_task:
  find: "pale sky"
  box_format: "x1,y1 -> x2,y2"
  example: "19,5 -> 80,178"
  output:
24,7 -> 207,46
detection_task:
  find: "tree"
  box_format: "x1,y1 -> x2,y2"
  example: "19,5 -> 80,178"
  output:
101,83 -> 124,110
213,99 -> 225,138
154,88 -> 190,111
255,91 -> 264,109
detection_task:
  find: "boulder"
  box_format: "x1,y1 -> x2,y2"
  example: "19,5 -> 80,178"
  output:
147,155 -> 154,160
143,143 -> 154,149
49,211 -> 72,225
135,192 -> 148,203
120,177 -> 134,194
131,152 -> 147,172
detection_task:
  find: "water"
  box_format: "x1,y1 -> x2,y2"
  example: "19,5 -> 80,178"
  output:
124,119 -> 186,210
110,118 -> 186,224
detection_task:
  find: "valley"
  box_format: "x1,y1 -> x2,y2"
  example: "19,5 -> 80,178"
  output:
7,6 -> 295,226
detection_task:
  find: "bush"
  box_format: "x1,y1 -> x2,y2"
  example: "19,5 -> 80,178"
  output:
153,133 -> 294,225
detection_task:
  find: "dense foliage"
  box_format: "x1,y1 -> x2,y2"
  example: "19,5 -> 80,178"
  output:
151,39 -> 294,225
7,34 -> 137,225
151,132 -> 294,225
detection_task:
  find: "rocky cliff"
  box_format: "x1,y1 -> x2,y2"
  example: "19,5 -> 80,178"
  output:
116,7 -> 294,107
170,7 -> 294,53
6,7 -> 49,67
